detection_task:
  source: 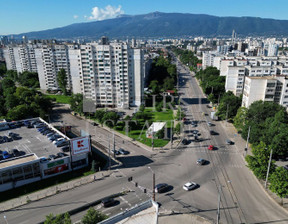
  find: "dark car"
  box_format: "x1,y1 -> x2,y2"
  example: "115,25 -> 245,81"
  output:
61,146 -> 70,152
101,198 -> 115,207
3,136 -> 13,142
57,141 -> 69,147
226,139 -> 234,145
155,183 -> 169,193
57,152 -> 67,158
91,122 -> 98,126
11,149 -> 21,157
182,138 -> 189,145
210,130 -> 217,135
49,154 -> 57,160
118,148 -> 129,155
197,158 -> 207,165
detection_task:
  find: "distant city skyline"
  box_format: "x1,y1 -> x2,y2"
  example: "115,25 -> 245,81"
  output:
1,0 -> 288,35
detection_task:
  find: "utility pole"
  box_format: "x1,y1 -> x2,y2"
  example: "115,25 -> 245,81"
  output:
170,120 -> 173,149
113,131 -> 115,158
265,148 -> 273,189
217,186 -> 222,224
151,123 -> 154,150
225,104 -> 229,123
108,135 -> 111,170
148,167 -> 156,201
245,126 -> 251,156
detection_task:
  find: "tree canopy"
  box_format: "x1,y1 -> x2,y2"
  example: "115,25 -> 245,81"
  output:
82,207 -> 107,224
57,69 -> 68,95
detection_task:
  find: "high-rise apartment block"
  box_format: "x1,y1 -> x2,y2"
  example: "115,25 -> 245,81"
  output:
3,39 -> 144,108
69,42 -> 144,108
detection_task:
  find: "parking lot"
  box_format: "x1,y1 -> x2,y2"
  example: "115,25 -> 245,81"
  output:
0,120 -> 69,160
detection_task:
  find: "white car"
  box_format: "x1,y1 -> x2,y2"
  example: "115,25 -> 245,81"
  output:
183,182 -> 198,191
53,138 -> 64,145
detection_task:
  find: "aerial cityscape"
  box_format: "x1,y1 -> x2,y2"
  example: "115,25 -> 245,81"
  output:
1,1 -> 288,224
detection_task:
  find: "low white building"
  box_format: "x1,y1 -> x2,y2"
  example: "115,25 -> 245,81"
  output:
146,122 -> 166,138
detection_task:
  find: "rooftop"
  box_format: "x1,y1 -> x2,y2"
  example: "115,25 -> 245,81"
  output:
0,118 -> 70,168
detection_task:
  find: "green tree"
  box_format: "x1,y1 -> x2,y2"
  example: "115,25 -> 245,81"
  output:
245,142 -> 276,179
18,71 -> 39,88
5,94 -> 19,110
242,101 -> 285,144
139,104 -> 145,113
0,63 -> 7,77
57,69 -> 68,95
5,70 -> 18,81
82,207 -> 107,224
94,109 -> 106,124
149,80 -> 160,94
70,94 -> 83,114
163,77 -> 175,91
216,91 -> 242,120
102,111 -> 119,128
156,128 -> 165,139
6,104 -> 31,120
174,122 -> 182,135
44,213 -> 71,224
233,107 -> 248,131
269,167 -> 288,200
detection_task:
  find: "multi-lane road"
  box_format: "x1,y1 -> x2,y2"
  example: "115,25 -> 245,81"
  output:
1,57 -> 288,224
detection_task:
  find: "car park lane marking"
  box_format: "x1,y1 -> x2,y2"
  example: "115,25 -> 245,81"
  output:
120,196 -> 132,207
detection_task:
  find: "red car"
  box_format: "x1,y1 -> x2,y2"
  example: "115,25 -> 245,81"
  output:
208,145 -> 214,150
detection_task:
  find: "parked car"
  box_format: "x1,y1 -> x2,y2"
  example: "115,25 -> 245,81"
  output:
226,139 -> 234,145
49,134 -> 62,141
11,149 -> 21,157
91,122 -> 98,126
118,148 -> 129,155
3,136 -> 13,142
210,130 -> 217,135
56,141 -> 69,147
183,182 -> 198,191
197,158 -> 207,165
191,121 -> 197,127
61,146 -> 70,152
40,157 -> 50,163
101,198 -> 115,207
49,154 -> 57,160
57,152 -> 67,158
155,183 -> 169,193
208,145 -> 214,150
46,132 -> 55,137
2,151 -> 11,159
207,122 -> 213,127
53,138 -> 65,144
182,138 -> 189,145
112,149 -> 120,155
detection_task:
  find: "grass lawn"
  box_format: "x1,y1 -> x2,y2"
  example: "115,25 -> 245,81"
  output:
115,107 -> 174,148
45,94 -> 71,104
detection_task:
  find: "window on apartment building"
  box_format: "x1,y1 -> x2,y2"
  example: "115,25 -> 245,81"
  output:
265,95 -> 274,99
267,83 -> 276,87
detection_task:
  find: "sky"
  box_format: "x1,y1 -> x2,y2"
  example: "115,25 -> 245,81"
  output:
1,0 -> 288,35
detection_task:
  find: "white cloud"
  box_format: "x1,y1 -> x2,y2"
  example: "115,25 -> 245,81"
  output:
88,5 -> 124,21
73,15 -> 79,19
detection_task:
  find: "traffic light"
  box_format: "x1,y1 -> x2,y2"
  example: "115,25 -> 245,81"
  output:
128,176 -> 133,182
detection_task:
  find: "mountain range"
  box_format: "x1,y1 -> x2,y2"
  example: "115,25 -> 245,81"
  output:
9,12 -> 288,40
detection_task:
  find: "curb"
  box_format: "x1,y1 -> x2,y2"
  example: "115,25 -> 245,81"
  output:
36,191 -> 128,224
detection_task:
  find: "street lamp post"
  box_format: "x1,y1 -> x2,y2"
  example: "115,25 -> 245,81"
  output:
245,126 -> 251,156
148,166 -> 156,201
265,148 -> 273,189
